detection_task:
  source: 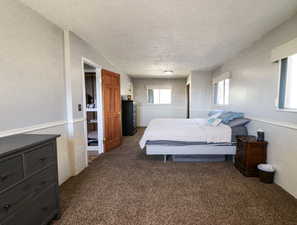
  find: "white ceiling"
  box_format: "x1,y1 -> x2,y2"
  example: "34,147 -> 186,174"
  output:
21,0 -> 297,78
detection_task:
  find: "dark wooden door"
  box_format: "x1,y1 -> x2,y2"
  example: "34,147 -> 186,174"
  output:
102,69 -> 122,152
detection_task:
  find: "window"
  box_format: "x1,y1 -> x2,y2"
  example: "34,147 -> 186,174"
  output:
148,89 -> 172,104
214,78 -> 230,105
278,53 -> 297,110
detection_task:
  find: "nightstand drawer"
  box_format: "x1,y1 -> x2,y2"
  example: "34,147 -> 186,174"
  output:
0,156 -> 24,192
236,141 -> 246,165
24,143 -> 56,175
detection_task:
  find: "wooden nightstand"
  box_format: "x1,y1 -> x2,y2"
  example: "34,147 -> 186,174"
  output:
234,135 -> 268,177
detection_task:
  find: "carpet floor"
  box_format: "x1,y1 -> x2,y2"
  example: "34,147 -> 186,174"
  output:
53,129 -> 297,225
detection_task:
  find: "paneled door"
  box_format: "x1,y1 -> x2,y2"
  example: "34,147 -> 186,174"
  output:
102,69 -> 122,151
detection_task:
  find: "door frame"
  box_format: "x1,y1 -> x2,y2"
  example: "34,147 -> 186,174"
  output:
186,84 -> 190,118
81,57 -> 104,166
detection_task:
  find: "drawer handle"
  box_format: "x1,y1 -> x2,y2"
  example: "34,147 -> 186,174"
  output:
3,204 -> 11,210
0,173 -> 12,181
39,157 -> 47,162
41,206 -> 49,211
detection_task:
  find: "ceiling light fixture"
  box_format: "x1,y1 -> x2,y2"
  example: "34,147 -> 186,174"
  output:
164,70 -> 174,75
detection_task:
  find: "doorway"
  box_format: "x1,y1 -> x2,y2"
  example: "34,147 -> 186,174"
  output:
186,84 -> 190,118
81,59 -> 104,164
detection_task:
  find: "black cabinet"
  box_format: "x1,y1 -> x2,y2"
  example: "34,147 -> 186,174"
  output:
122,100 -> 137,136
0,134 -> 60,225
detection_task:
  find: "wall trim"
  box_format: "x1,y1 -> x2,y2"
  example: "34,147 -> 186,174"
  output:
69,118 -> 85,124
0,118 -> 85,138
136,104 -> 186,110
3,116 -> 296,138
0,120 -> 66,138
250,117 -> 297,130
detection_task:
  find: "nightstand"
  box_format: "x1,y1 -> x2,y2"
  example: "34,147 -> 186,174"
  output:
234,135 -> 268,177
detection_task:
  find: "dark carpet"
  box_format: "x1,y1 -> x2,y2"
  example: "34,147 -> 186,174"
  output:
53,129 -> 297,225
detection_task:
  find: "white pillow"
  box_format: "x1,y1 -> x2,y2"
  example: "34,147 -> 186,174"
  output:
209,112 -> 223,119
208,118 -> 222,127
207,112 -> 223,125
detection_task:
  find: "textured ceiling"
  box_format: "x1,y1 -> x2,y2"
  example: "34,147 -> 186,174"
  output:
20,0 -> 297,78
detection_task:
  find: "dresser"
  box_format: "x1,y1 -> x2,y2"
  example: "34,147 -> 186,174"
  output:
234,135 -> 267,177
122,100 -> 137,136
0,134 -> 60,225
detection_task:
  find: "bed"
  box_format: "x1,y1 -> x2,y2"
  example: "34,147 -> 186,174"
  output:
139,118 -> 247,162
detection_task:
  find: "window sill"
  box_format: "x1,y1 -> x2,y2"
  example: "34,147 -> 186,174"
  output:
276,108 -> 297,113
147,103 -> 172,105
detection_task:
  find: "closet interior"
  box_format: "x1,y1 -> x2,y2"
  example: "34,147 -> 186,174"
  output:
84,63 -> 100,154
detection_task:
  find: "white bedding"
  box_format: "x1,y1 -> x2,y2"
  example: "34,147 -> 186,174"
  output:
139,118 -> 232,149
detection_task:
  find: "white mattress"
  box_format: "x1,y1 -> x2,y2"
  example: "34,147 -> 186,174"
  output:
139,118 -> 232,149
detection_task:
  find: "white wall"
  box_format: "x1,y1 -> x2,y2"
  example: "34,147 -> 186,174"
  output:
187,71 -> 212,118
0,0 -> 72,184
133,78 -> 186,126
66,32 -> 133,174
0,0 -> 65,131
69,32 -> 133,120
212,14 -> 297,198
0,0 -> 133,184
121,74 -> 133,96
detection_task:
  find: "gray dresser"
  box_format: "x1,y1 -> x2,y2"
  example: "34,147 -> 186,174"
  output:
0,134 -> 60,225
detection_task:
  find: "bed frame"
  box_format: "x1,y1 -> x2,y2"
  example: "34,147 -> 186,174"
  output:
146,144 -> 236,163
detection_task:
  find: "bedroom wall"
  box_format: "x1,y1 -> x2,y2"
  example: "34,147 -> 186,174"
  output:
212,13 -> 297,198
187,71 -> 212,118
133,78 -> 187,127
67,32 -> 133,174
68,32 -> 132,120
0,0 -> 66,131
0,0 -> 133,184
0,0 -> 72,185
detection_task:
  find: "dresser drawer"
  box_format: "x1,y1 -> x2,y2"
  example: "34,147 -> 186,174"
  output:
2,198 -> 35,225
0,166 -> 57,221
34,185 -> 59,223
0,134 -> 60,225
2,185 -> 59,225
31,165 -> 58,194
0,179 -> 32,221
24,142 -> 56,175
0,156 -> 24,192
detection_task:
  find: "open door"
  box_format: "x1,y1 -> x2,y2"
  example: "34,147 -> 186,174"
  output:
102,69 -> 122,151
